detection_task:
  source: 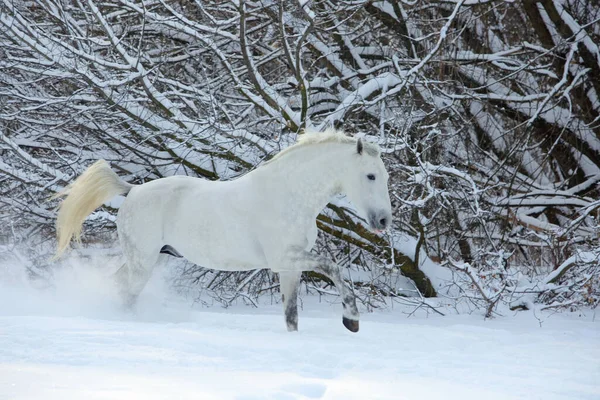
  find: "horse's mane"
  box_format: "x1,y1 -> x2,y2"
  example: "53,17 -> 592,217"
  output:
265,129 -> 380,165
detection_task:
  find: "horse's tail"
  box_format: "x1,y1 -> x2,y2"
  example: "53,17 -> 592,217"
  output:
53,159 -> 133,259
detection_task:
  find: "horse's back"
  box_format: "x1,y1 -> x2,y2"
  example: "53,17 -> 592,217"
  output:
118,175 -> 217,232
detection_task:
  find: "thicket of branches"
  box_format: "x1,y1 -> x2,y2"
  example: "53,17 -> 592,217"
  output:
1,0 -> 598,315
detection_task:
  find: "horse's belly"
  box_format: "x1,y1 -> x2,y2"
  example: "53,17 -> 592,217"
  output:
166,201 -> 267,271
175,232 -> 266,271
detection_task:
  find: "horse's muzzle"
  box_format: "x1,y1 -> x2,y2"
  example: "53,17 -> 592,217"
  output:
368,210 -> 392,232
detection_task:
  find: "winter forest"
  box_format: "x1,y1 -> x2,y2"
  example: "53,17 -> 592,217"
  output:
1,0 -> 599,316
1,1 -> 600,398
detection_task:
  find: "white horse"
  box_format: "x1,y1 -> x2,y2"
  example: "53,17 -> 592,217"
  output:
55,129 -> 392,332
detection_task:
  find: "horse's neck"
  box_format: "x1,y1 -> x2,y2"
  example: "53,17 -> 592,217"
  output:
257,143 -> 347,217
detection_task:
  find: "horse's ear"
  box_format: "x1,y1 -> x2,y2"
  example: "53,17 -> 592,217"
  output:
357,138 -> 363,155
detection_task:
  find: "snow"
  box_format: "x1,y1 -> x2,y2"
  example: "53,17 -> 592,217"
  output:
320,72 -> 401,129
552,0 -> 600,67
1,261 -> 599,400
389,232 -> 454,291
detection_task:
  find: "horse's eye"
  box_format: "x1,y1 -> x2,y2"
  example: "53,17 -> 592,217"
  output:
367,174 -> 376,181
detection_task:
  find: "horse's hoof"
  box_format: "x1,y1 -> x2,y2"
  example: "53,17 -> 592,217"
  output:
343,317 -> 359,333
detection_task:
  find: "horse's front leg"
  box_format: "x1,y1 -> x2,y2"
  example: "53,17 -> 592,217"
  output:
279,271 -> 301,332
290,251 -> 360,333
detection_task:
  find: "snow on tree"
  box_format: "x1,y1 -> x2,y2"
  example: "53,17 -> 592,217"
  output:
0,0 -> 598,313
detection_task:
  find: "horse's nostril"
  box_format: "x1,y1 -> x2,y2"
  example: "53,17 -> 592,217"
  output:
379,218 -> 387,228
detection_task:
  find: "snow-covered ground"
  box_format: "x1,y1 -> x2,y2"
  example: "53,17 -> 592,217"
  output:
1,261 -> 598,400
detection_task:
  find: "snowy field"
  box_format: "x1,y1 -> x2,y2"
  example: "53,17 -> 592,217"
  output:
0,262 -> 599,400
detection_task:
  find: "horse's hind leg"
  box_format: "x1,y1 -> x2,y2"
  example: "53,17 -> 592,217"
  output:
113,263 -> 138,308
114,236 -> 163,308
113,262 -> 153,308
279,271 -> 301,331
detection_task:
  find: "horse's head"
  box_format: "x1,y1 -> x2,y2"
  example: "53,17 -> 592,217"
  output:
343,138 -> 393,233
